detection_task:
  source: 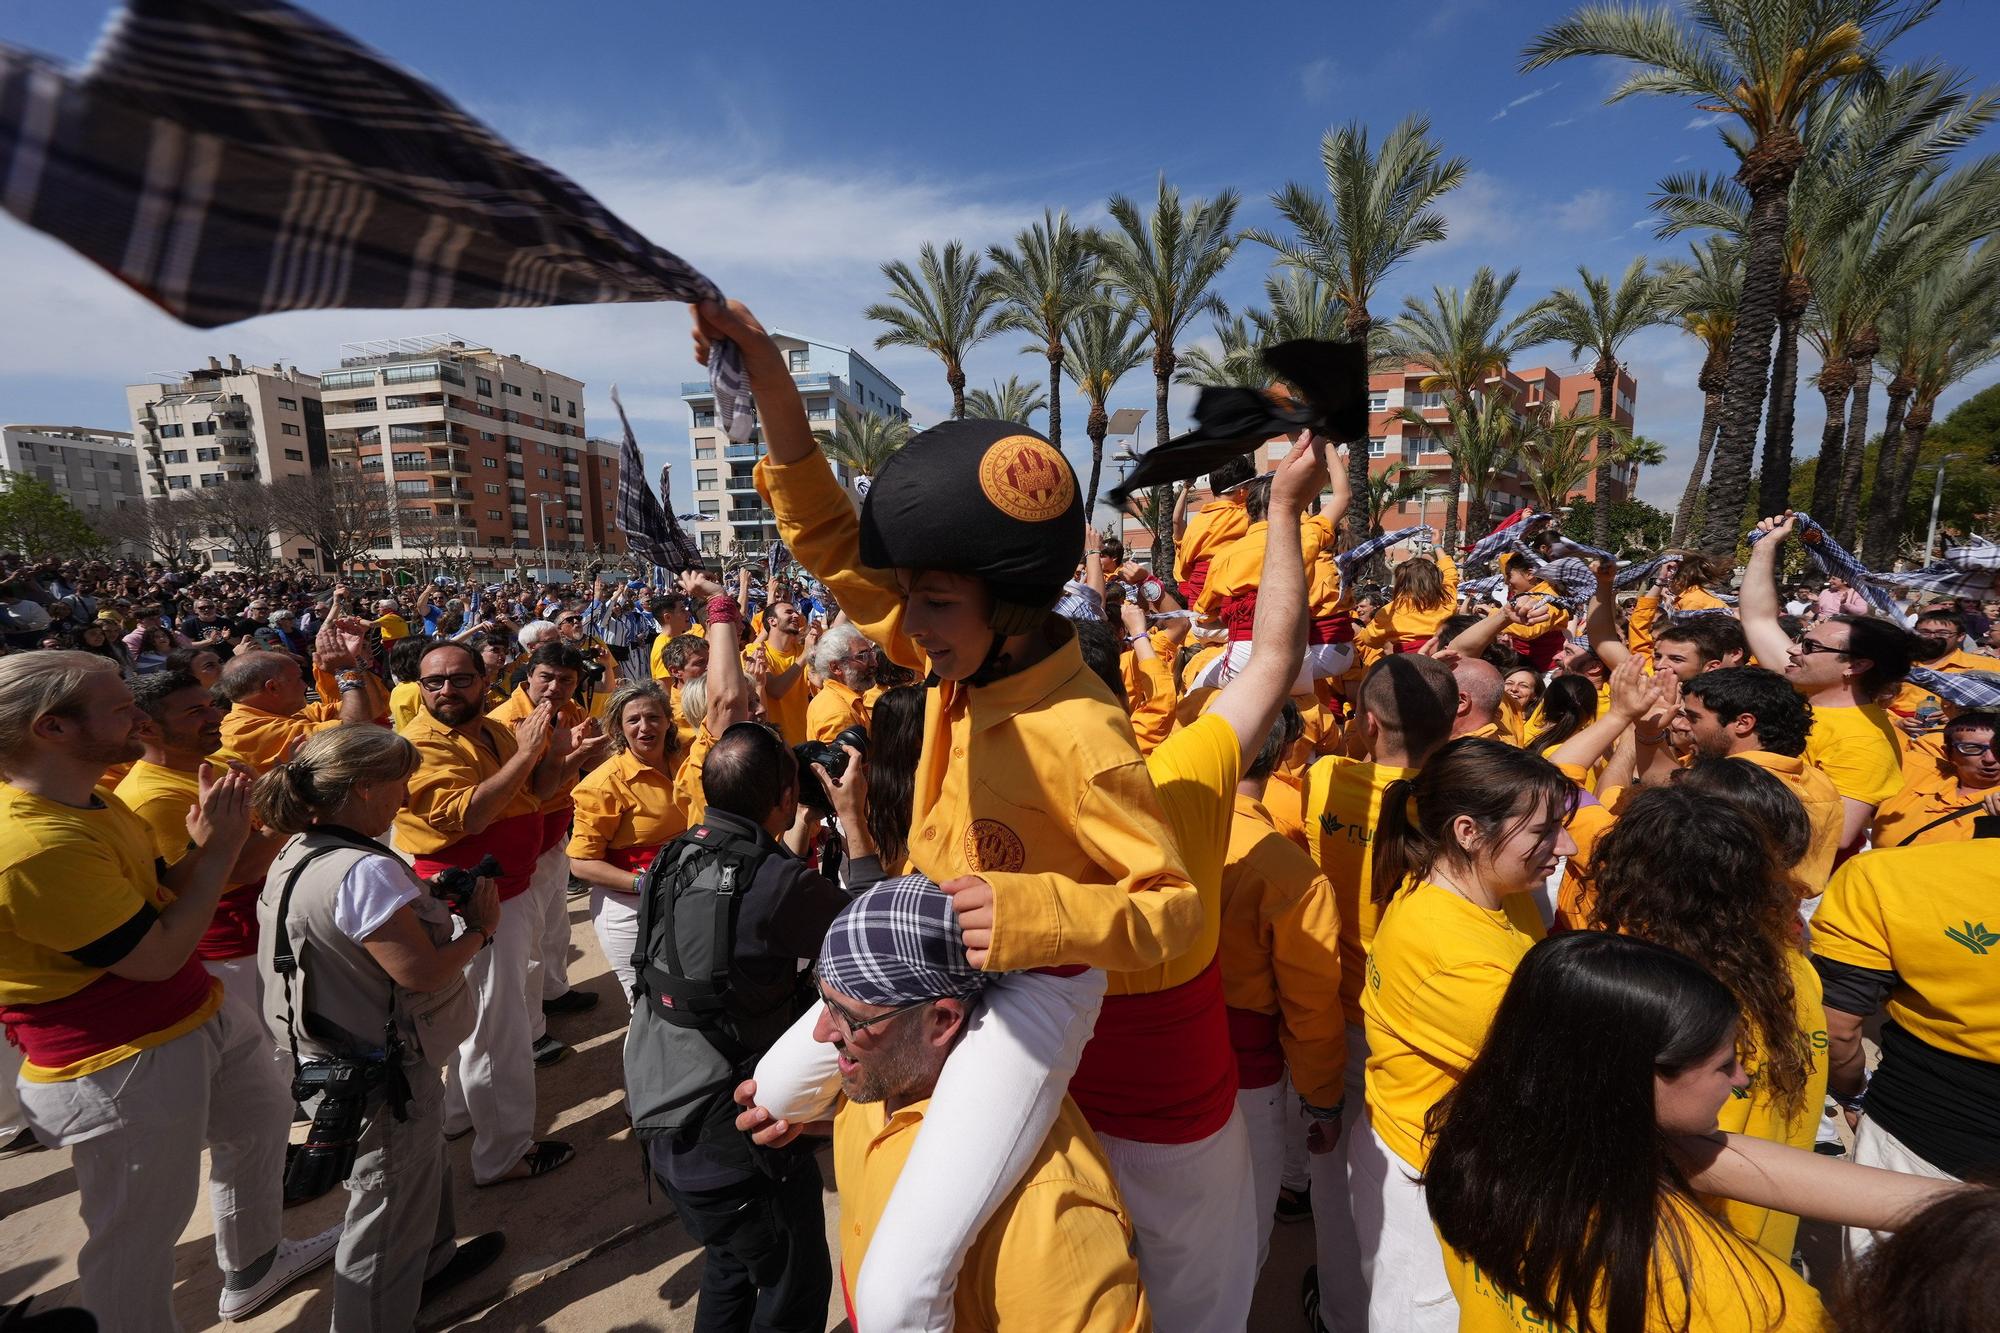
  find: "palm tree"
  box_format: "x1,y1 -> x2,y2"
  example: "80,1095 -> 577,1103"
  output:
1245,115 -> 1469,543
1524,258 -> 1670,547
1518,402 -> 1636,518
1174,313 -> 1264,390
1094,177 -> 1240,575
1364,461 -> 1429,536
813,406 -> 913,478
963,375 -> 1050,426
865,240 -> 1001,419
1175,270 -> 1348,392
1526,0 -> 1938,552
983,210 -> 1099,450
1393,392 -> 1525,544
1063,298 -> 1152,516
1656,240 -> 1743,544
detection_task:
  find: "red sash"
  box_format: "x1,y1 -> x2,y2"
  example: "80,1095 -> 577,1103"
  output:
413,810 -> 542,901
540,803 -> 573,856
1,958 -> 216,1072
1179,558 -> 1212,608
1221,593 -> 1257,642
196,880 -> 261,962
1511,631 -> 1566,672
1226,1005 -> 1284,1090
1394,634 -> 1432,654
1309,612 -> 1355,646
1070,958 -> 1237,1144
603,842 -> 663,880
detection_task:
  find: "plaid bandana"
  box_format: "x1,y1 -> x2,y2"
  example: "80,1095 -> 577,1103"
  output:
817,876 -> 988,1008
0,0 -> 753,440
1908,667 -> 2000,710
1337,525 -> 1432,579
1463,512 -> 1554,571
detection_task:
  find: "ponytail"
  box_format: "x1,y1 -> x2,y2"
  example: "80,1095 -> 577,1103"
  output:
1371,738 -> 1575,907
1370,777 -> 1431,908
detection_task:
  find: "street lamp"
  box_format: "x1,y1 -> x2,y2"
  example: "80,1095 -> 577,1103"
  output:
1923,454 -> 1962,565
533,493 -> 554,580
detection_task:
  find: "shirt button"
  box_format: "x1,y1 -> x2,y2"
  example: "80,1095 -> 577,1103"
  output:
952,747 -> 965,758
922,829 -> 936,841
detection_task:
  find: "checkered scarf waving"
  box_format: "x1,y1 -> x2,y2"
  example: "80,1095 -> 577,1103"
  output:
1907,667 -> 2000,710
1749,513 -> 1905,624
0,0 -> 753,440
610,386 -> 701,573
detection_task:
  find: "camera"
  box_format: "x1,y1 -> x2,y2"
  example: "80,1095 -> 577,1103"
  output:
793,725 -> 868,815
430,853 -> 502,914
284,1056 -> 392,1199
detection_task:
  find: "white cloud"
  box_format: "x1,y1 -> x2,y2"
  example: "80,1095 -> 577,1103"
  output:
1630,217 -> 1655,230
1548,116 -> 1578,128
1491,81 -> 1561,122
1428,171 -> 1523,255
1673,153 -> 1692,164
1684,113 -> 1728,131
1556,188 -> 1615,233
1299,58 -> 1339,104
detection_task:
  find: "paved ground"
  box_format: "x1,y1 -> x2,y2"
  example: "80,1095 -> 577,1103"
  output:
0,891 -> 1321,1331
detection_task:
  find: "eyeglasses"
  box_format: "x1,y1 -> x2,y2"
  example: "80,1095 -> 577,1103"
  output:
813,968 -> 932,1038
1792,639 -> 1849,658
418,672 -> 479,691
560,616 -> 583,625
1949,738 -> 1998,757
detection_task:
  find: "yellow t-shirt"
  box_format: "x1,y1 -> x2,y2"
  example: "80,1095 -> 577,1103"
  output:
757,640 -> 811,747
389,679 -> 423,731
1363,880 -> 1533,1170
834,1092 -> 1148,1333
0,784 -> 223,1080
1304,756 -> 1419,1027
1739,750 -> 1844,894
1711,948 -> 1829,1259
1870,765 -> 1991,849
567,748 -> 686,861
1111,711 -> 1239,996
1803,702 -> 1904,807
1812,842 -> 2000,1063
1445,1192 -> 1825,1332
112,760 -> 201,864
672,724 -> 717,828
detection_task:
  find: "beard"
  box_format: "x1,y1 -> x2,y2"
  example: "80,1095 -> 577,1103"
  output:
834,1027 -> 931,1105
427,696 -> 479,727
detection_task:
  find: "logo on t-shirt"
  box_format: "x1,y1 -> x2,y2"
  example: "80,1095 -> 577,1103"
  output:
964,819 -> 1025,873
1945,920 -> 1999,955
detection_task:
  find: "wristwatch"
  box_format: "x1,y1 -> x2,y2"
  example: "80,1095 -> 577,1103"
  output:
335,670 -> 366,693
465,925 -> 493,951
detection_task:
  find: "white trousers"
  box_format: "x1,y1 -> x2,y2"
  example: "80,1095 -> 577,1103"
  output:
1846,1116 -> 1959,1262
1349,1123 -> 1456,1333
1193,640 -> 1354,694
18,1001 -> 292,1333
1238,1079 -> 1288,1270
0,1034 -> 23,1137
1100,1110 -> 1260,1333
443,889 -> 538,1184
524,843 -> 573,1044
590,886 -> 641,1010
753,966 -> 1106,1333
1281,1078 -> 1310,1192
1311,1022 -> 1373,1333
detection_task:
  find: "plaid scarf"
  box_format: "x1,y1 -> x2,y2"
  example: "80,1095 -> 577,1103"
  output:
1463,513 -> 1554,572
0,0 -> 753,439
1337,525 -> 1432,579
1907,666 -> 2000,710
1752,514 -> 1905,624
610,387 -> 701,573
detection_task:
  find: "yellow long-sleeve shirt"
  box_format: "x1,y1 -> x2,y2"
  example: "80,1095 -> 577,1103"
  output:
1353,550 -> 1458,651
757,446 -> 1199,975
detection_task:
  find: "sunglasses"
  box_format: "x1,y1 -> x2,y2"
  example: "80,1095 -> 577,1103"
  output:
1792,639 -> 1848,657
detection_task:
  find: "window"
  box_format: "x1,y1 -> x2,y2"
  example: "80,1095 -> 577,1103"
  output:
1368,437 -> 1386,457
788,348 -> 808,371
696,476 -> 718,491
481,430 -> 497,442
284,449 -> 305,461
163,449 -> 188,463
806,397 -> 832,419
278,397 -> 297,411
487,509 -> 503,520
692,409 -> 716,428
157,423 -> 184,438
476,376 -> 493,397
320,368 -> 377,391
537,467 -> 550,479
396,479 -> 430,495
698,500 -> 721,517
509,488 -> 526,504
200,473 -> 224,487
196,447 -> 221,461
392,451 -> 427,470
1368,392 -> 1388,412
166,474 -> 191,490
344,397 -> 379,413
480,457 -> 497,468
280,423 -> 301,436
1573,389 -> 1596,414
694,445 -> 715,460
192,420 -> 217,436
501,383 -> 522,397
532,392 -> 543,403
485,483 -> 501,494
567,402 -> 576,418
385,394 -> 422,410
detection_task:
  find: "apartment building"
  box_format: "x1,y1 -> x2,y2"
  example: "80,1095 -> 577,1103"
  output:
317,336 -> 622,569
680,330 -> 906,556
0,425 -> 144,546
124,356 -> 325,565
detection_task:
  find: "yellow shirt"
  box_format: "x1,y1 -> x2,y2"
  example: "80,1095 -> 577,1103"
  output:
1445,1191 -> 1824,1332
1192,519 -> 1335,621
388,679 -> 422,731
0,784 -> 223,1080
393,707 -> 536,858
1220,792 -> 1345,1107
1304,756 -> 1419,1027
1113,712 -> 1239,996
672,724 -> 717,827
1813,842 -> 2000,1063
834,1092 -> 1149,1333
1354,551 -> 1458,650
567,748 -> 686,861
1871,765 -> 1992,849
1890,647 -> 1992,716
112,760 -> 201,864
488,686 -> 586,808
1123,653 -> 1177,757
761,435 -> 1197,978
756,639 -> 812,747
807,676 -> 871,743
1175,492 -> 1249,585
1363,881 -> 1533,1169
1711,948 -> 1828,1259
1803,702 -> 1904,807
1738,750 -> 1844,894
217,691 -> 345,774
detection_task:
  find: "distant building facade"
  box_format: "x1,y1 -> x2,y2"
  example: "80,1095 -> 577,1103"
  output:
0,424 -> 145,556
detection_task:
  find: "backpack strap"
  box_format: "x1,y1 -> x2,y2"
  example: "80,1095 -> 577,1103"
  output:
1896,801 -> 1988,846
633,824 -> 770,1027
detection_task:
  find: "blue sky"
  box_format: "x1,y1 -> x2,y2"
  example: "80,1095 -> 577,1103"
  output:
5,0 -> 1998,518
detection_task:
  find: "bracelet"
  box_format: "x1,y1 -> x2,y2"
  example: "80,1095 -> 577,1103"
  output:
335,671 -> 365,693
1634,729 -> 1667,745
705,594 -> 741,627
632,872 -> 645,896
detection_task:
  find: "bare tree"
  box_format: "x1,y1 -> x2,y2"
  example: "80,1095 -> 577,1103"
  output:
187,481 -> 286,575
397,506 -> 471,576
267,469 -> 397,575
97,495 -> 208,568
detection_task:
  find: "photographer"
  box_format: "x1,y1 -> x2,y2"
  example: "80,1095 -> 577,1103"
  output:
254,725 -> 507,1331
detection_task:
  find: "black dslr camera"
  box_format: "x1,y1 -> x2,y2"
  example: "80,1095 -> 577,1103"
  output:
793,724 -> 868,816
430,853 -> 503,914
284,1045 -> 408,1199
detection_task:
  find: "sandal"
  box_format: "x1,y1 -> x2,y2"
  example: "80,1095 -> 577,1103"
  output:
477,1139 -> 573,1186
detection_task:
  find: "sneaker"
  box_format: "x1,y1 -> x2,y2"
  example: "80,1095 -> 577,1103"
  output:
1301,1265 -> 1328,1333
565,879 -> 589,899
541,989 -> 599,1016
420,1231 -> 506,1306
532,1035 -> 570,1067
217,1225 -> 341,1322
0,1125 -> 44,1159
1275,1183 -> 1312,1223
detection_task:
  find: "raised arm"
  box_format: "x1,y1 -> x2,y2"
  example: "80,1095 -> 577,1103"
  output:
1739,512 -> 1799,670
1583,561 -> 1633,671
686,570 -> 752,734
1549,655 -> 1663,771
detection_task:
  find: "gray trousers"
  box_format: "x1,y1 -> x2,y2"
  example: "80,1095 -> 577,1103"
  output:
332,1064 -> 458,1333
18,999 -> 291,1333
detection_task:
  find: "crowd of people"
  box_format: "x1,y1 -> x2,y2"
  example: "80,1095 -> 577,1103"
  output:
0,299 -> 1996,1333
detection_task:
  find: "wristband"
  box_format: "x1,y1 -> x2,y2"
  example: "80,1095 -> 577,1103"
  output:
335,670 -> 365,693
632,872 -> 645,896
1302,1097 -> 1345,1123
1634,729 -> 1667,746
705,594 -> 741,627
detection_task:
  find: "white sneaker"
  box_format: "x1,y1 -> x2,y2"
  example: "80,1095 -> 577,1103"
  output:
217,1224 -> 341,1322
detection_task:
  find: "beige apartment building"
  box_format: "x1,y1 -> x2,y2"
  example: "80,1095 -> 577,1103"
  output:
317,336 -> 622,570
0,425 -> 145,553
124,355 -> 324,566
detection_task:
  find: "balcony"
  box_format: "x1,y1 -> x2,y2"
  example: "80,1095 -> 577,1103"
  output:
680,381 -> 717,399
727,507 -> 774,524
725,474 -> 759,493
220,459 -> 257,477
725,444 -> 761,461
215,404 -> 250,427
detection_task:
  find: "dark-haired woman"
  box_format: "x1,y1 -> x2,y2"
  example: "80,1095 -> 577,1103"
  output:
1588,780 -> 1826,1260
1358,737 -> 1575,1330
861,684 -> 925,871
1526,673 -> 1600,763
